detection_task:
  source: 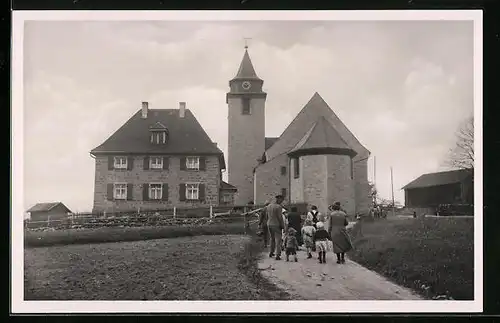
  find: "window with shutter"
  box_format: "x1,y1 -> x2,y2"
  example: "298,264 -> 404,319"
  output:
186,183 -> 199,200
113,156 -> 128,169
179,184 -> 186,201
186,157 -> 200,170
162,183 -> 169,201
163,157 -> 169,170
149,157 -> 163,169
149,183 -> 163,200
113,183 -> 127,200
143,156 -> 150,170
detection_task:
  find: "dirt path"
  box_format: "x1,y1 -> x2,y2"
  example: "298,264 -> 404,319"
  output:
257,249 -> 423,300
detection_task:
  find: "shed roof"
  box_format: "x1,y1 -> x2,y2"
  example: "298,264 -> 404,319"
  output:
402,169 -> 472,190
27,202 -> 71,213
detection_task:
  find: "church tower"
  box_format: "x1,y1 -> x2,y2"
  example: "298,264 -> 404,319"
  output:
227,47 -> 267,205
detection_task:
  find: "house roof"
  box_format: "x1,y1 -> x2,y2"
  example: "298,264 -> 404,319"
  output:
288,116 -> 357,158
231,49 -> 261,81
27,202 -> 71,213
402,169 -> 472,190
220,181 -> 237,191
265,137 -> 279,150
91,109 -> 225,167
264,92 -> 369,163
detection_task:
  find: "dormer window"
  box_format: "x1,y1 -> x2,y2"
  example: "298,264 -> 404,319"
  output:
149,122 -> 168,145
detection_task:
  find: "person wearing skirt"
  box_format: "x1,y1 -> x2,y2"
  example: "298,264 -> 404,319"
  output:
326,202 -> 353,264
313,221 -> 332,264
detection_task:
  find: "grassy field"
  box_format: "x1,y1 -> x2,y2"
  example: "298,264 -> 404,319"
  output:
24,234 -> 289,300
25,223 -> 247,248
348,216 -> 474,300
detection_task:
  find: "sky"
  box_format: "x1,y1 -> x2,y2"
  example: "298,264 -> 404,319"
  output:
23,20 -> 474,213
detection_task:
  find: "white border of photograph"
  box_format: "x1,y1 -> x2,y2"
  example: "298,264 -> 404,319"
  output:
11,9 -> 483,313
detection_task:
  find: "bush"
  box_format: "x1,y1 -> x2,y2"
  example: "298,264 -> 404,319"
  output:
348,217 -> 474,300
24,223 -> 247,248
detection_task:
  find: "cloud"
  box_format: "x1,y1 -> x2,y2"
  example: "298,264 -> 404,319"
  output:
22,20 -> 474,211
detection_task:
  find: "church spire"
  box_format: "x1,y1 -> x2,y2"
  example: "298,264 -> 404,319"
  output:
232,48 -> 261,80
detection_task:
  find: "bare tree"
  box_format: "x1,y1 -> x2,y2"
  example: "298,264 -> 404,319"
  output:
446,116 -> 474,171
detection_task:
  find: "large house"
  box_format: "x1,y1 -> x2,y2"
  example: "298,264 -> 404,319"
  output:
90,102 -> 234,212
402,169 -> 474,208
226,48 -> 372,216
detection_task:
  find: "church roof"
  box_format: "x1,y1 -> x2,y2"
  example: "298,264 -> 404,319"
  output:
288,116 -> 357,158
264,92 -> 369,162
231,49 -> 261,80
265,137 -> 279,150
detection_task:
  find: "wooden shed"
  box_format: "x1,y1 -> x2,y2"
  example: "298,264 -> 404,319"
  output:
26,202 -> 72,222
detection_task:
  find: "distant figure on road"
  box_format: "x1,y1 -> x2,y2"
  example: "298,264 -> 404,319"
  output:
327,202 -> 353,264
258,200 -> 270,248
266,195 -> 285,260
287,206 -> 303,247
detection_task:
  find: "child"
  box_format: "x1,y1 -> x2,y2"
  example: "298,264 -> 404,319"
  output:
285,227 -> 299,262
313,221 -> 332,264
301,219 -> 316,259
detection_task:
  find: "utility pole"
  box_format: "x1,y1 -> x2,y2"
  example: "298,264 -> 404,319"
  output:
390,166 -> 395,217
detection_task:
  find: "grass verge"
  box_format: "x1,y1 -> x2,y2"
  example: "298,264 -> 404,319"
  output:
25,234 -> 286,300
348,217 -> 474,300
24,223 -> 246,248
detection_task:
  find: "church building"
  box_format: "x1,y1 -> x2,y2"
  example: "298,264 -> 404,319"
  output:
226,47 -> 372,216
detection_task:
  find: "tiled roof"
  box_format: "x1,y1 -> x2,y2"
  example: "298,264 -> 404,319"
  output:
402,169 -> 472,190
220,181 -> 237,191
265,137 -> 279,150
91,109 -> 225,167
288,116 -> 357,157
27,202 -> 71,213
231,49 -> 261,80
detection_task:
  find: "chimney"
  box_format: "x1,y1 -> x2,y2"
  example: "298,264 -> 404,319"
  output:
141,101 -> 149,119
179,102 -> 186,118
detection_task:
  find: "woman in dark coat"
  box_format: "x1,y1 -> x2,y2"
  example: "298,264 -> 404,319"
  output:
287,206 -> 303,247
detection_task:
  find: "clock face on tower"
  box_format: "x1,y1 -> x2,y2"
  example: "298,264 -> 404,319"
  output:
242,81 -> 251,90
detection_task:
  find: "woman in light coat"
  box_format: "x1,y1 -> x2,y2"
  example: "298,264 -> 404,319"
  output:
326,202 -> 353,264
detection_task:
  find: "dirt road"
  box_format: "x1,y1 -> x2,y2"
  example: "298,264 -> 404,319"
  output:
257,249 -> 422,300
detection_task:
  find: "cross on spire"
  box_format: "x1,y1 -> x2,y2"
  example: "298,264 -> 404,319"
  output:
243,37 -> 252,49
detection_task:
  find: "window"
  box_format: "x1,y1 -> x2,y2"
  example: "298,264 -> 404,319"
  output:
149,183 -> 163,200
150,131 -> 167,144
293,157 -> 300,178
242,98 -> 251,115
280,166 -> 287,176
222,193 -> 232,203
186,183 -> 199,200
350,158 -> 354,179
113,183 -> 127,200
281,188 -> 287,198
150,157 -> 163,169
114,157 -> 127,169
186,157 -> 200,170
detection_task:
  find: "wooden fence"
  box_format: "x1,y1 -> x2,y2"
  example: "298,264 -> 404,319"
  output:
24,204 -> 265,231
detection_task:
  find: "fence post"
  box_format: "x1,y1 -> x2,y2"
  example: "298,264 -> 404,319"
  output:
47,215 -> 51,228
173,207 -> 176,219
210,205 -> 213,220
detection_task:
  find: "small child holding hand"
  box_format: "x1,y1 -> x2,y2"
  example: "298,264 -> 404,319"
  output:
285,227 -> 299,262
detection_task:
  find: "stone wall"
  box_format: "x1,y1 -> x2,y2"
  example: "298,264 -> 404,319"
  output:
353,158 -> 371,215
227,97 -> 266,205
92,155 -> 221,213
302,155 -> 328,215
254,154 -> 289,204
326,155 -> 355,216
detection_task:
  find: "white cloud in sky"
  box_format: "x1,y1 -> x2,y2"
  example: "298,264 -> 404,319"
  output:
22,20 -> 474,212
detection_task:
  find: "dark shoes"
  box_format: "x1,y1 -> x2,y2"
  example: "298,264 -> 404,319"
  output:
307,253 -> 312,259
275,256 -> 281,260
269,253 -> 275,258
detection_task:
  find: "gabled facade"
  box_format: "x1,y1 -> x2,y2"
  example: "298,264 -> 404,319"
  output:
90,102 -> 227,212
226,48 -> 371,216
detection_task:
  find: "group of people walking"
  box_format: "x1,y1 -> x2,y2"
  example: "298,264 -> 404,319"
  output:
257,195 -> 353,264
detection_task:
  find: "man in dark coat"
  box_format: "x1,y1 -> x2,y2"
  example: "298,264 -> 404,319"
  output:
287,206 -> 303,247
266,195 -> 285,260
